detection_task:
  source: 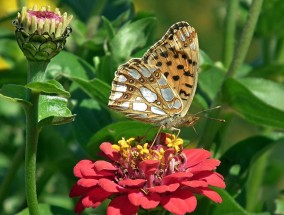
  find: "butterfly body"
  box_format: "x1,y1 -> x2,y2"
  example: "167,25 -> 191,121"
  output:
109,21 -> 199,130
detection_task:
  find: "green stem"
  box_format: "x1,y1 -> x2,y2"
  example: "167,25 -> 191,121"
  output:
91,0 -> 107,17
27,61 -> 49,82
198,0 -> 264,149
246,150 -> 270,212
23,60 -> 49,215
223,0 -> 238,68
262,37 -> 271,64
0,144 -> 25,209
275,37 -> 284,63
226,0 -> 264,78
24,91 -> 40,215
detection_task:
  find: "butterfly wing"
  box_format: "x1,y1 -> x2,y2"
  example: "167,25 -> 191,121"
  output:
109,58 -> 183,124
143,21 -> 199,117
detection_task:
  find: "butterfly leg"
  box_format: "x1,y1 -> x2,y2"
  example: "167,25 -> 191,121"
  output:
150,125 -> 164,148
170,127 -> 181,139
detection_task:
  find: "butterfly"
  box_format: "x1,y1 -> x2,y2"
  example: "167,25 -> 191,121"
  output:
108,21 -> 199,131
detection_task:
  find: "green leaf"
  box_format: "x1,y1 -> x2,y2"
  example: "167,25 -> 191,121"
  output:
102,16 -> 116,39
71,77 -> 111,106
87,121 -> 155,158
25,80 -> 70,98
16,203 -> 73,215
208,188 -> 270,215
199,65 -> 225,101
110,17 -> 156,61
0,84 -> 31,106
0,39 -> 23,62
46,51 -> 95,80
222,78 -> 284,129
248,64 -> 284,83
72,99 -> 112,147
94,54 -> 119,85
38,95 -> 75,127
275,199 -> 284,215
199,49 -> 214,67
219,136 -> 274,194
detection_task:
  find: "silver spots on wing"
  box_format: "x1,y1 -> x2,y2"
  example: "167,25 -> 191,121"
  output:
173,99 -> 182,109
140,67 -> 151,77
135,97 -> 143,101
114,84 -> 127,92
133,102 -> 147,111
118,75 -> 127,82
128,69 -> 141,79
111,92 -> 123,100
119,102 -> 130,109
161,88 -> 174,101
140,87 -> 157,103
179,32 -> 185,42
158,78 -> 167,86
151,106 -> 166,115
190,42 -> 196,50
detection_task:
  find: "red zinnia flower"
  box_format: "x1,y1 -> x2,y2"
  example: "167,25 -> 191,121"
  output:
70,133 -> 225,215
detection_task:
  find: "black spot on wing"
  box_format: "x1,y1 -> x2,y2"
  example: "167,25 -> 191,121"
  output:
172,75 -> 179,81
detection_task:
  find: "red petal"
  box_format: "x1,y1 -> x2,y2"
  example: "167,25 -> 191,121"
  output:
118,178 -> 147,188
190,187 -> 222,203
74,160 -> 93,178
78,178 -> 98,187
128,190 -> 160,209
162,172 -> 193,185
69,184 -> 93,197
139,160 -> 160,175
81,162 -> 115,178
107,195 -> 139,215
98,178 -> 122,192
81,187 -> 112,208
94,160 -> 117,171
182,180 -> 208,188
100,142 -> 120,161
191,172 -> 226,188
183,149 -> 211,168
189,159 -> 220,172
160,189 -> 197,215
148,183 -> 180,193
74,199 -> 85,214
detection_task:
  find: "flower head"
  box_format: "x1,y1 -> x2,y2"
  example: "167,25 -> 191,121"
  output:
70,133 -> 226,215
13,5 -> 73,61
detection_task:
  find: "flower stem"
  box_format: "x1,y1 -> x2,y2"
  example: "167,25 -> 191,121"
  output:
27,61 -> 49,82
24,60 -> 49,214
275,37 -> 284,63
24,91 -> 40,215
222,0 -> 238,68
198,0 -> 264,149
226,0 -> 264,78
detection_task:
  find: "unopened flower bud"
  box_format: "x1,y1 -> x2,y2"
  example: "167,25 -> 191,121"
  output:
13,5 -> 73,61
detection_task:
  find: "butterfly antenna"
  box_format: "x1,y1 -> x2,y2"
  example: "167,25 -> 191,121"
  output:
193,106 -> 222,116
192,125 -> 198,135
198,115 -> 226,123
